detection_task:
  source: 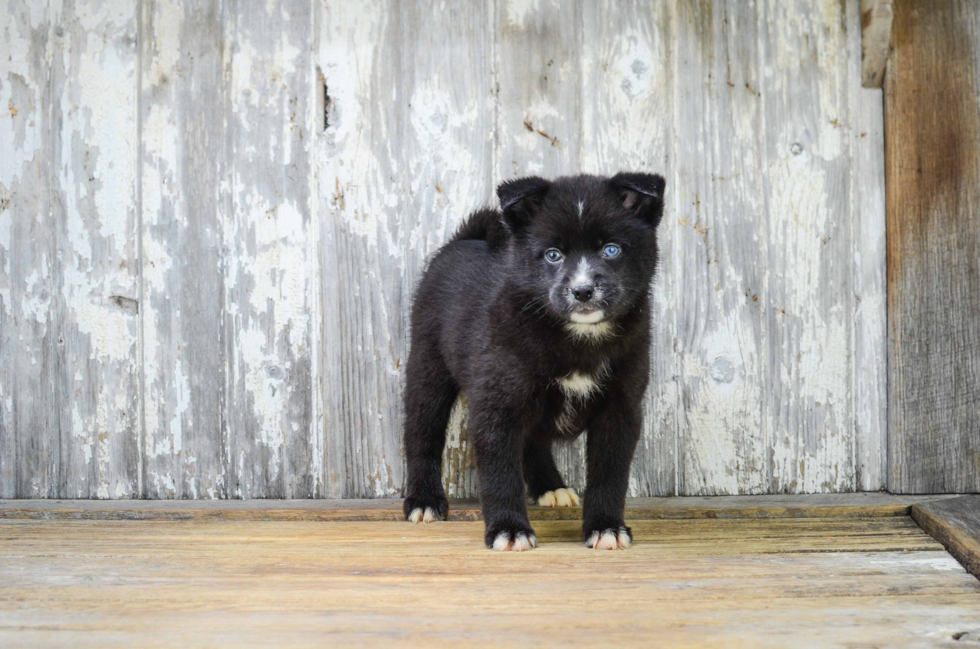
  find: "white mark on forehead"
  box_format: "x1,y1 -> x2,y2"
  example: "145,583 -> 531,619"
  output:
571,257 -> 592,286
577,200 -> 585,217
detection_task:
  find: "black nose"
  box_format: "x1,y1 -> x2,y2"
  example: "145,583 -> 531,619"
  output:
571,285 -> 594,302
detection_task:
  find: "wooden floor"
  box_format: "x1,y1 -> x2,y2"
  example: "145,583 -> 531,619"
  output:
2,501 -> 979,647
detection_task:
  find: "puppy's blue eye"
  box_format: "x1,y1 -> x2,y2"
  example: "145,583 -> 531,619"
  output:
602,244 -> 621,258
545,249 -> 563,263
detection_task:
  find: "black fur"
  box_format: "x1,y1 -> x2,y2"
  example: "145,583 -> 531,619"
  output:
402,172 -> 665,549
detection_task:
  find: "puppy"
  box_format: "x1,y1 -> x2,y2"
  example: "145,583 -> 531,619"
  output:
402,173 -> 665,551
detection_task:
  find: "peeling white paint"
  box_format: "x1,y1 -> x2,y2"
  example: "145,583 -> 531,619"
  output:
149,0 -> 184,83
504,0 -> 557,28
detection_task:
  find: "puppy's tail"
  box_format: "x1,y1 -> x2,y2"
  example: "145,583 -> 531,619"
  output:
451,208 -> 500,243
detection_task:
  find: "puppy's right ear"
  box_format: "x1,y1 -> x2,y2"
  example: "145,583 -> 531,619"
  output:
497,176 -> 551,232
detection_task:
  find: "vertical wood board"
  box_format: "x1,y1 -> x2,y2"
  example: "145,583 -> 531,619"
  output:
848,0 -> 888,492
578,0 -> 675,497
316,0 -> 495,497
52,0 -> 142,498
224,0 -> 317,498
759,0 -> 855,493
670,0 -> 770,496
493,0 -> 589,494
140,0 -> 228,498
886,0 -> 980,493
1,2 -> 60,498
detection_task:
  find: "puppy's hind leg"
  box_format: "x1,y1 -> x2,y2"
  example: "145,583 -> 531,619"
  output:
524,440 -> 579,507
403,348 -> 457,524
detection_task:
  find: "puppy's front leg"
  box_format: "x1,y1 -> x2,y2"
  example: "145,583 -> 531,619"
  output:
470,403 -> 537,551
583,391 -> 642,550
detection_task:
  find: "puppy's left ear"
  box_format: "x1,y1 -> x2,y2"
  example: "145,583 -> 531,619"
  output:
609,172 -> 666,227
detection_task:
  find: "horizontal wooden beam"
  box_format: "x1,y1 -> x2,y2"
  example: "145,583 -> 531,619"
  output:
911,496 -> 980,578
0,494 -> 960,522
861,0 -> 893,87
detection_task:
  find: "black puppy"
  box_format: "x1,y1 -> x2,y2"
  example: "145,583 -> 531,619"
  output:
402,172 -> 664,551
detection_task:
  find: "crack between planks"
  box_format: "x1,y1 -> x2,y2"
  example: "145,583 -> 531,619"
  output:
136,0 -> 147,499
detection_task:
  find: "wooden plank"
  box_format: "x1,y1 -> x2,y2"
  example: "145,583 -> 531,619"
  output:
52,1 -> 142,498
0,518 -> 948,553
760,0 -> 856,493
140,0 -> 227,498
885,0 -> 980,493
912,496 -> 980,578
577,0 -> 675,496
0,494 -> 960,521
860,0 -> 893,88
0,3 -> 59,497
315,1 -> 494,497
848,0 -> 888,492
1,518 -> 977,647
669,0 -> 769,495
493,0 -> 592,493
223,0 -> 317,498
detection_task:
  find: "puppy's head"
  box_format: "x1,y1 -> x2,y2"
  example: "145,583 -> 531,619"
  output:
497,173 -> 665,333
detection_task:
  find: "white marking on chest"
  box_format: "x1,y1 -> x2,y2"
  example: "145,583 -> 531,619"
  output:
554,363 -> 608,434
577,200 -> 585,217
557,361 -> 608,399
560,371 -> 599,398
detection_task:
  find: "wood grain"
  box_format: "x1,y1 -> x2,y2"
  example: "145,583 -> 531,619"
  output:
885,0 -> 980,493
1,517 -> 977,647
912,496 -> 980,578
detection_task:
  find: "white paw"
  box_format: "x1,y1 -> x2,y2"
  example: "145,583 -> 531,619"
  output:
407,507 -> 439,524
537,487 -> 580,507
491,531 -> 537,552
585,527 -> 632,550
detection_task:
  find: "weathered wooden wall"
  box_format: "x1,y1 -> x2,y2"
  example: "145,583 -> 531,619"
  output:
0,0 -> 887,499
885,0 -> 980,493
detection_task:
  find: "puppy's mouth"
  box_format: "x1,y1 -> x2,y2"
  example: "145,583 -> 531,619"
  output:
568,309 -> 605,325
